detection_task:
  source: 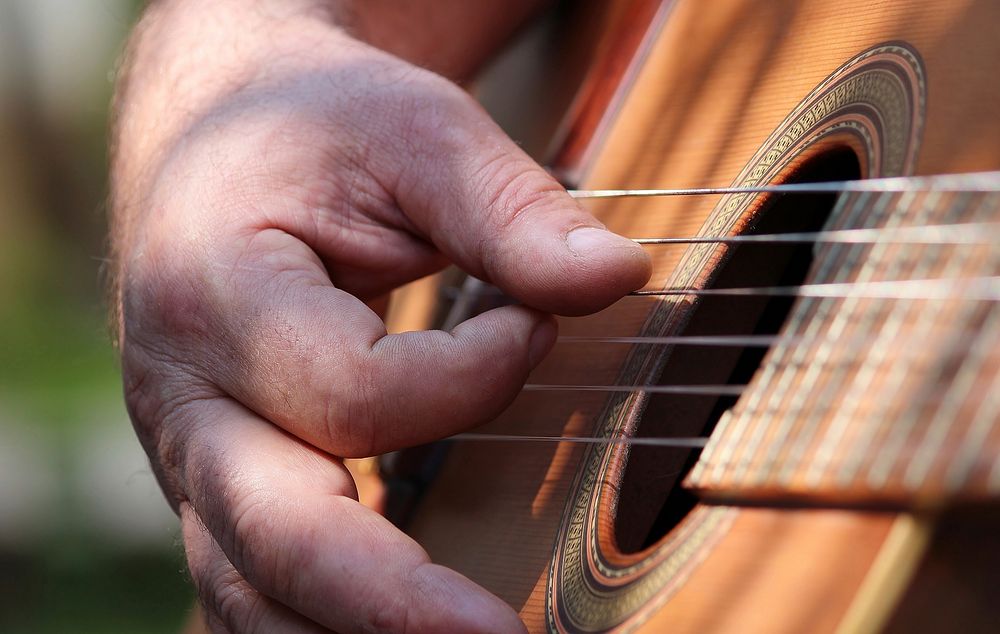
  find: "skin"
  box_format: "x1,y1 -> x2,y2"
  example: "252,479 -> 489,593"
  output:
110,1 -> 652,632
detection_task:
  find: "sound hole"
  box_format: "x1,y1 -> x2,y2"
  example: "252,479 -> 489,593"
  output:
612,149 -> 862,554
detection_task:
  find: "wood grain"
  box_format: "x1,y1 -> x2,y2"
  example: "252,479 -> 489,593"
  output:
406,1 -> 1000,631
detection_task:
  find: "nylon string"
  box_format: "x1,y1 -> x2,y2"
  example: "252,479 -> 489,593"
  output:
437,171 -> 1000,449
567,170 -> 1000,198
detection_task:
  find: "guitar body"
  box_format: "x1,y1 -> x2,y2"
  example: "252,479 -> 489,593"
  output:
395,1 -> 1000,632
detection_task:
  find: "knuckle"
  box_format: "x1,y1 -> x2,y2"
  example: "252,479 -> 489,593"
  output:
218,470 -> 274,577
368,599 -> 412,634
183,438 -> 317,612
233,486 -> 321,604
320,353 -> 380,457
203,615 -> 232,634
204,567 -> 267,634
468,154 -> 564,276
120,345 -> 219,505
206,568 -> 245,623
475,156 -> 562,229
360,557 -> 433,634
222,480 -> 315,605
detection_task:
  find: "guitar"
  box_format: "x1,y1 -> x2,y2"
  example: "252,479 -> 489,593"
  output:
374,1 -> 1000,632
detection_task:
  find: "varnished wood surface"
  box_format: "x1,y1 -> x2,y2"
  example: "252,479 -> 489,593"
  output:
545,0 -> 669,183
406,1 -> 1000,631
638,509 -> 897,634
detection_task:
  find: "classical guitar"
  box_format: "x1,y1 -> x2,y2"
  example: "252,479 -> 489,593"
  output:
371,1 -> 1000,632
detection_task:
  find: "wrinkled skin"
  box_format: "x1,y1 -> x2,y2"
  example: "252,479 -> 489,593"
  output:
111,1 -> 651,632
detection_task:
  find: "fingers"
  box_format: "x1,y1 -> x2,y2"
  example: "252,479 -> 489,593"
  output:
379,73 -> 652,316
181,503 -> 332,634
193,227 -> 556,458
175,396 -> 525,634
218,42 -> 652,315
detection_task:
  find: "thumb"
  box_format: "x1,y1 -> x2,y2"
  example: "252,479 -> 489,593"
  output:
385,74 -> 652,316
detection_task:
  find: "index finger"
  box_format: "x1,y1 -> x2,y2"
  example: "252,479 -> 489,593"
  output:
151,226 -> 556,458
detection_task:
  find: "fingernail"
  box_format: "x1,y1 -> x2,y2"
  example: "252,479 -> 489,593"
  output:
565,226 -> 640,256
528,316 -> 557,368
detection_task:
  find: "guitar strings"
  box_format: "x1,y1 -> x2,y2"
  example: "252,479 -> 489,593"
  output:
567,170 -> 1000,198
628,276 -> 1000,299
446,431 -> 997,449
449,433 -> 710,448
530,324 -> 967,397
553,333 -> 1000,355
436,174 -> 1000,449
523,384 -> 746,396
553,332 -> 949,347
425,225 -> 1000,268
450,386 -> 1000,448
443,276 -> 1000,301
632,221 -> 1000,245
557,334 -> 785,346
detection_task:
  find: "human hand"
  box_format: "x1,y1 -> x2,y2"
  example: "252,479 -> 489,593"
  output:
111,3 -> 651,632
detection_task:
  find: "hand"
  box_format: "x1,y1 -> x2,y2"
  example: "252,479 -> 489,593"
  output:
111,3 -> 651,632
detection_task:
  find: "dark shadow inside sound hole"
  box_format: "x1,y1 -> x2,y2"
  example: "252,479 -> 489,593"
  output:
612,149 -> 862,554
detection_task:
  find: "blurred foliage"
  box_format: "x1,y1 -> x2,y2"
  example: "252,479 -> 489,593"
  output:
0,46 -> 119,428
1,548 -> 193,634
0,1 -> 195,632
0,241 -> 121,427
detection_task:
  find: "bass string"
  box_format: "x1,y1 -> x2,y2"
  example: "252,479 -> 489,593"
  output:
525,325 -> 976,395
558,334 -> 782,347
631,221 -> 1000,245
449,433 -> 710,448
551,331 -> 997,355
445,431 -> 1000,450
628,276 -> 1000,299
443,277 -> 1000,301
523,384 -> 745,396
449,383 -> 998,448
555,333 -> 924,347
472,360 -> 987,448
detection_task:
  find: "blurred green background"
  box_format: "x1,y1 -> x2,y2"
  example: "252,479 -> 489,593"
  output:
0,1 -> 195,631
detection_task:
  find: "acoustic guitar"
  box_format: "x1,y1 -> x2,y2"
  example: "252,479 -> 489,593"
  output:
371,1 -> 1000,632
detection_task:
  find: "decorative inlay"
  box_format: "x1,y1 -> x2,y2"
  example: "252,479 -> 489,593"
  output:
547,43 -> 926,632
